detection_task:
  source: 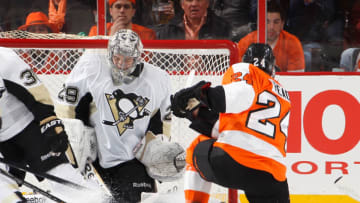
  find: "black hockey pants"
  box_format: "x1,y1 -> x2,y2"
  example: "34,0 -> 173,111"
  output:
193,139 -> 290,203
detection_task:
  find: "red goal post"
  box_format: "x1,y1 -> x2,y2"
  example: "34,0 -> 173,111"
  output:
0,34 -> 240,203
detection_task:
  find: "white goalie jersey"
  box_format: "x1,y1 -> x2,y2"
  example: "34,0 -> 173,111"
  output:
56,50 -> 172,169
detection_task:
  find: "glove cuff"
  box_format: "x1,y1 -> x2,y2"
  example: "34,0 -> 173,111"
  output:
40,116 -> 64,134
40,115 -> 58,125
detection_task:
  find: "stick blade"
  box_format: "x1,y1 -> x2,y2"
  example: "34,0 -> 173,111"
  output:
334,175 -> 360,201
185,69 -> 196,87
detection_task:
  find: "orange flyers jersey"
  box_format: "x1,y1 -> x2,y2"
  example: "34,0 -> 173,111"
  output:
213,62 -> 291,181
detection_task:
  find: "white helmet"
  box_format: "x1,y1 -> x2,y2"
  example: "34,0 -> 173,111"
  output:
108,29 -> 144,85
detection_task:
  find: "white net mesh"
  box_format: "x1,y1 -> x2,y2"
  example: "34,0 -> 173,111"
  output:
1,31 -> 237,202
0,30 -> 94,39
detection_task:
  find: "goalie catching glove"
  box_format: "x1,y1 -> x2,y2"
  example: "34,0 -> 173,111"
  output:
134,131 -> 186,182
40,116 -> 69,153
170,80 -> 211,120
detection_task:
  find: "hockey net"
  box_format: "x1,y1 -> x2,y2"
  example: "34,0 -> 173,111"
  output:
0,30 -> 239,202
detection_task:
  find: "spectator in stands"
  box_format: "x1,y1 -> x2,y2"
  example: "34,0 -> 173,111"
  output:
210,0 -> 255,42
48,0 -> 67,32
133,0 -> 179,28
88,0 -> 156,40
344,0 -> 360,49
286,0 -> 337,44
156,0 -> 232,40
339,48 -> 360,72
237,1 -> 304,72
61,0 -> 94,34
18,11 -> 65,74
250,0 -> 289,22
286,0 -> 345,71
19,0 -> 91,34
18,11 -> 58,33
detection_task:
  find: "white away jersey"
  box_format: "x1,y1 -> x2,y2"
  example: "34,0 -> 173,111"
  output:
0,47 -> 43,141
57,50 -> 172,168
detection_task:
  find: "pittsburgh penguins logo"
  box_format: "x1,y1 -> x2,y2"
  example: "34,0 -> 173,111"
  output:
103,89 -> 150,136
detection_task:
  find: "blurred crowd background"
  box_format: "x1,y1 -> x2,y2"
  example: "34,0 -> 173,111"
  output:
0,0 -> 359,72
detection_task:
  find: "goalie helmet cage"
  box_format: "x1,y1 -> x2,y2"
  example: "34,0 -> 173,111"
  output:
0,36 -> 239,203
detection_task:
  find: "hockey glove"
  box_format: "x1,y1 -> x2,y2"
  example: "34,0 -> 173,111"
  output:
134,131 -> 186,182
189,106 -> 219,137
170,80 -> 211,120
40,116 -> 69,153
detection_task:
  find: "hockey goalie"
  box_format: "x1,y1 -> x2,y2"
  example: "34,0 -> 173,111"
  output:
56,29 -> 186,202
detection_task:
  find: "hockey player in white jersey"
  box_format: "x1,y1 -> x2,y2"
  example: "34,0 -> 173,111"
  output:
0,47 -> 107,202
56,29 -> 185,202
0,77 -> 26,203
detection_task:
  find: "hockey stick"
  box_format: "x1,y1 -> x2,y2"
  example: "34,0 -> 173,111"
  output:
186,69 -> 196,87
82,160 -> 112,197
65,143 -> 79,168
334,175 -> 360,201
0,157 -> 85,190
184,69 -> 201,111
0,167 -> 66,203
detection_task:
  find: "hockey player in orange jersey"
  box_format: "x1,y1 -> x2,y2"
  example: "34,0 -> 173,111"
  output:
171,43 -> 291,203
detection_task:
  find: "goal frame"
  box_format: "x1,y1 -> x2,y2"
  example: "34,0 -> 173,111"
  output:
0,39 -> 238,63
0,38 -> 240,203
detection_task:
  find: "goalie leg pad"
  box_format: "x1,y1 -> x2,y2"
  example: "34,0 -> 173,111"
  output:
134,131 -> 186,182
62,118 -> 98,172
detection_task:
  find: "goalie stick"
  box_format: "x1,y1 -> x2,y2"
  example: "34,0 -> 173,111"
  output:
65,143 -> 79,168
0,167 -> 66,203
0,157 -> 85,190
61,118 -> 113,198
82,160 -> 112,197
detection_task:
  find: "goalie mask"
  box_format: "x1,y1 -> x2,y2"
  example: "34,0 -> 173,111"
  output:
108,29 -> 144,85
242,43 -> 276,77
